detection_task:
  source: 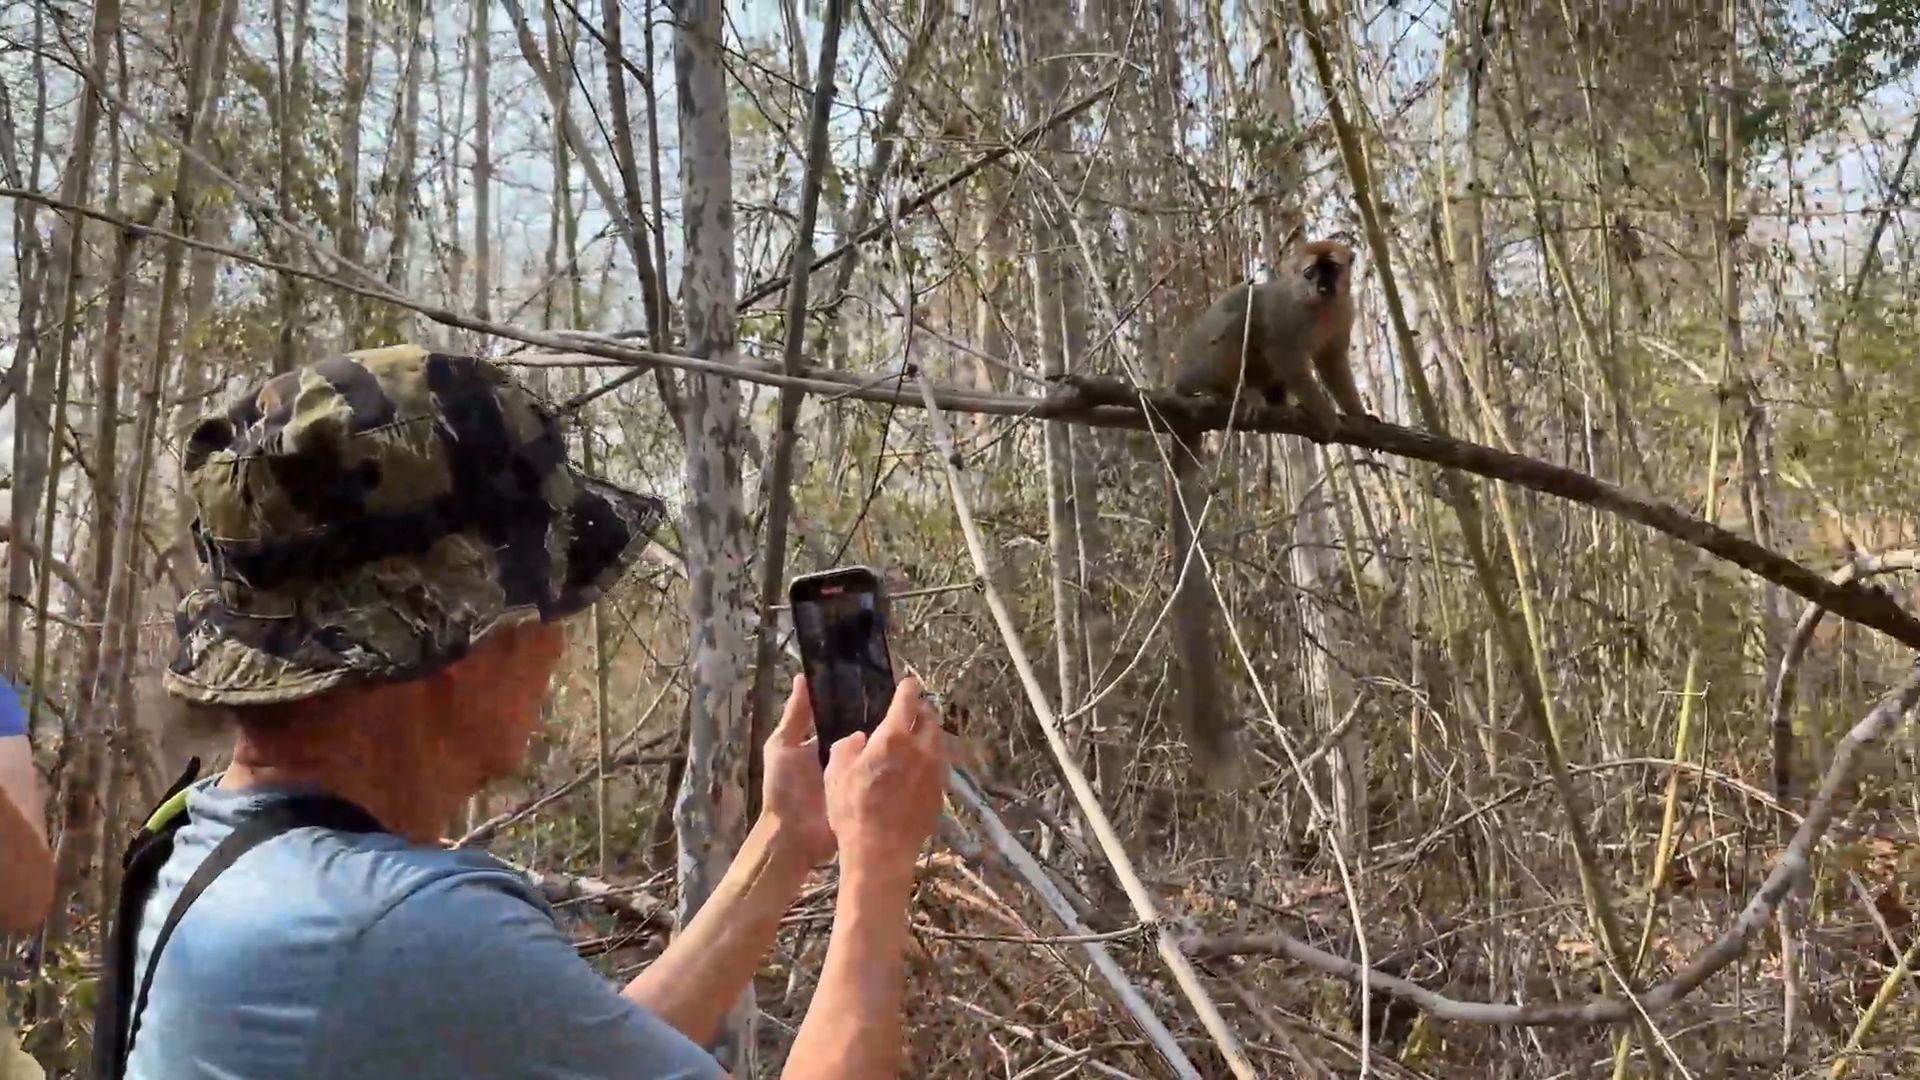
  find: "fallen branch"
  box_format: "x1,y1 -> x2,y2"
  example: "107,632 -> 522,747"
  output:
502,858 -> 673,931
1182,664 -> 1920,1027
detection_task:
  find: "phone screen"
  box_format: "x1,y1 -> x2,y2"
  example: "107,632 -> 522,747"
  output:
791,573 -> 896,768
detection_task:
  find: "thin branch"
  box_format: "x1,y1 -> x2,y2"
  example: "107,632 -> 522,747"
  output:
747,0 -> 849,819
0,522 -> 98,613
452,728 -> 679,848
949,770 -> 1202,1080
1826,109 -> 1920,402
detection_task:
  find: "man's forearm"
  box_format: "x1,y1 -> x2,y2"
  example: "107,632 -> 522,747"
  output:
622,815 -> 811,1046
781,868 -> 912,1080
0,760 -> 53,935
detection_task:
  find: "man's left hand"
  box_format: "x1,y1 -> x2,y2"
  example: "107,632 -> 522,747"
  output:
761,676 -> 836,868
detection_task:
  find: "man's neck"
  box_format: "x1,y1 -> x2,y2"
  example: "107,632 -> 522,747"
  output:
221,729 -> 458,847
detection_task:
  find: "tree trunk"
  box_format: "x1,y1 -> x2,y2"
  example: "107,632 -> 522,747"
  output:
747,0 -> 847,818
182,0 -> 242,334
337,0 -> 372,340
668,0 -> 756,1071
1,0 -> 55,679
77,220 -> 136,924
271,0 -> 311,372
436,11 -> 467,327
29,0 -> 126,967
384,0 -> 429,294
600,0 -> 667,346
1019,0 -> 1086,730
471,0 -> 492,321
33,0 -> 234,1062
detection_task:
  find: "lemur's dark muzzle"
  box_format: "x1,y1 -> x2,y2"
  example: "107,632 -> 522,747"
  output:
1310,257 -> 1341,296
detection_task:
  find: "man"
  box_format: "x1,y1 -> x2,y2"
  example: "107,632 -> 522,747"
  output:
115,345 -> 948,1079
2,676 -> 54,1080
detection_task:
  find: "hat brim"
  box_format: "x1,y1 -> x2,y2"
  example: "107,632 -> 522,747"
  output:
162,471 -> 667,707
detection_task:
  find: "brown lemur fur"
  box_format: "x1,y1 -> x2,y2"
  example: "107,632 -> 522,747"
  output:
1163,239 -> 1366,773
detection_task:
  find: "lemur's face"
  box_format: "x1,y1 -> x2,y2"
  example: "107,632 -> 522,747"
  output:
1293,241 -> 1354,300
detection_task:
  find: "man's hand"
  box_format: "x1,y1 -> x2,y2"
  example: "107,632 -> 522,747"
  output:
822,676 -> 947,890
761,676 -> 836,868
780,676 -> 946,1080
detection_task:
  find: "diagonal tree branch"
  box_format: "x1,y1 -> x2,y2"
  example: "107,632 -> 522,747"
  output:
745,0 -> 849,822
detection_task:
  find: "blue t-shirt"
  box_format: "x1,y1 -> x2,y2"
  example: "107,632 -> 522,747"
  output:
125,779 -> 720,1079
0,681 -> 26,738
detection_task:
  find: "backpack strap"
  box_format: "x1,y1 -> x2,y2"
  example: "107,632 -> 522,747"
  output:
92,757 -> 204,1077
91,766 -> 386,1080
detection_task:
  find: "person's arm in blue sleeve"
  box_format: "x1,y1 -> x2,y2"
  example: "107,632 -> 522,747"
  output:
0,682 -> 54,935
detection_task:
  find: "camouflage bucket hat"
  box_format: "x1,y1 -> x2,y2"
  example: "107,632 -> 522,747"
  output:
163,344 -> 669,706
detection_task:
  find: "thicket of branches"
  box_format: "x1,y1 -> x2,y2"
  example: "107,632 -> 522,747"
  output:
6,0 -> 1920,1076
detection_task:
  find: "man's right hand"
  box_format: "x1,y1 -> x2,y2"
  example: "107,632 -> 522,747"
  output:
822,676 -> 947,889
784,677 -> 945,1079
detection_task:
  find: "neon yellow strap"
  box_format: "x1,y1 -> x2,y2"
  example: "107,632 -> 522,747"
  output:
141,772 -> 222,833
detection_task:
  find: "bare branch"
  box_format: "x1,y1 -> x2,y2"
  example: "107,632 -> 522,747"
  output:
0,194 -> 1912,658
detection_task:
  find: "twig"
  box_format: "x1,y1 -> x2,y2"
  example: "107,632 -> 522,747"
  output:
1294,690 -> 1372,772
945,996 -> 1145,1080
0,522 -> 97,613
1828,928 -> 1920,1077
1826,109 -> 1920,402
1182,665 -> 1920,1027
1379,756 -> 1800,874
499,857 -> 672,931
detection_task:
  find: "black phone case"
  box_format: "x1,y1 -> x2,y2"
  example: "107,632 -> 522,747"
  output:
789,568 -> 895,768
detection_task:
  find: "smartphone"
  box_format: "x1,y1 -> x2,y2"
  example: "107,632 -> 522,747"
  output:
789,566 -> 897,769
